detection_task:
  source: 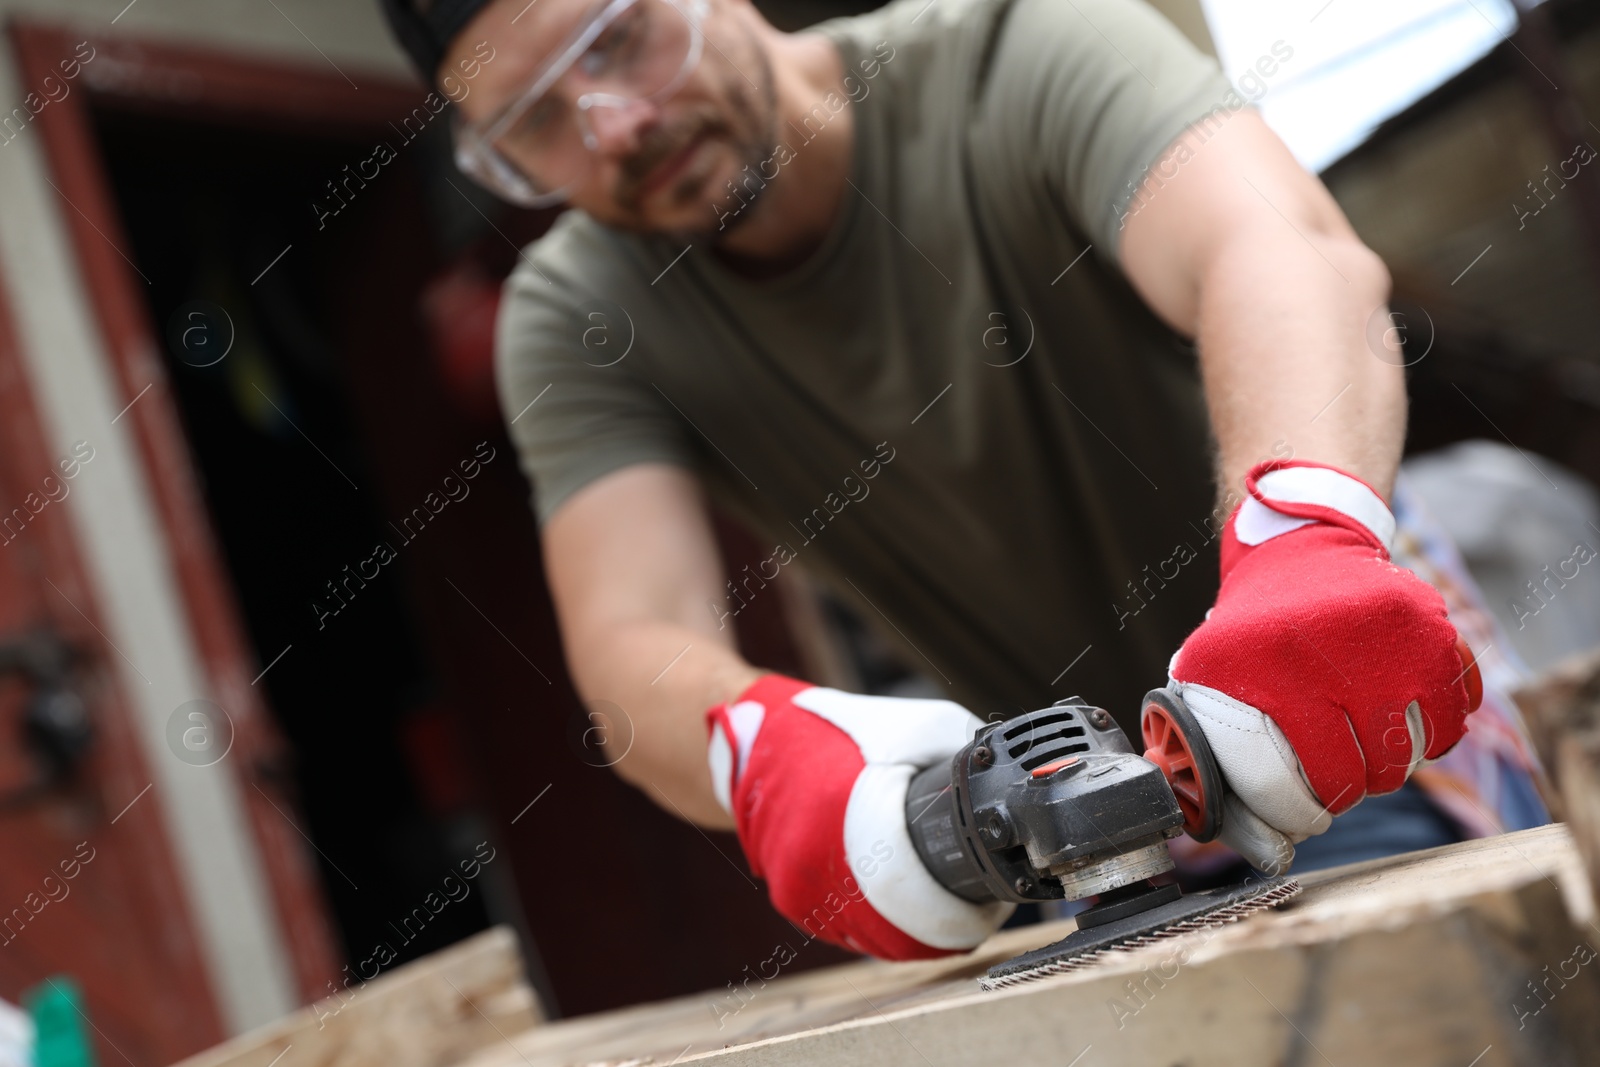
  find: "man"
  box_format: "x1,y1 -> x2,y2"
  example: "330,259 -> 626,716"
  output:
381,0 -> 1538,960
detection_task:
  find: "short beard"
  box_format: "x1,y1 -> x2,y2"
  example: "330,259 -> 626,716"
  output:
614,24 -> 780,244
699,34 -> 780,242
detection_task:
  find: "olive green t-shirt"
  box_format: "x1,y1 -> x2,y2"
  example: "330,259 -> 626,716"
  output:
497,0 -> 1244,727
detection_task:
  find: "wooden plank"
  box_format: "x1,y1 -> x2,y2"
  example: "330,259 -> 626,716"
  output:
1516,648 -> 1600,911
457,825 -> 1598,1066
169,926 -> 540,1067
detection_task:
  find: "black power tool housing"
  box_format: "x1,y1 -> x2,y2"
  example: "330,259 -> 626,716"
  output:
905,694 -> 1306,987
905,697 -> 1187,905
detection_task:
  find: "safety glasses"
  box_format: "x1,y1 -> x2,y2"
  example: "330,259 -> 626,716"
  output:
453,0 -> 708,206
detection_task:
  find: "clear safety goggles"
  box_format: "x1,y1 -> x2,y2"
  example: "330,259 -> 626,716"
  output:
453,0 -> 708,206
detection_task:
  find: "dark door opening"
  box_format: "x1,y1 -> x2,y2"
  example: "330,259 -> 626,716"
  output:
93,106 -> 506,981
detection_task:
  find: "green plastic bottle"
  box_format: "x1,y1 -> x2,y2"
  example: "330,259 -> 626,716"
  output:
24,977 -> 96,1067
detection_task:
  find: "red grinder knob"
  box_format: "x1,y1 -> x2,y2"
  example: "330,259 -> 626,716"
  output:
1141,688 -> 1225,842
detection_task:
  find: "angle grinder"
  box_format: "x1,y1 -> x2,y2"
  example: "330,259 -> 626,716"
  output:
904,688 -> 1292,988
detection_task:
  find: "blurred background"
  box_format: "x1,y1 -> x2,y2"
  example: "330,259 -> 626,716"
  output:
0,0 -> 1596,1062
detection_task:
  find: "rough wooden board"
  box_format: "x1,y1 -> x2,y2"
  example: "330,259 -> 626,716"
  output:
169,925 -> 540,1067
686,879 -> 1600,1067
458,825 -> 1597,1067
1516,647 -> 1600,908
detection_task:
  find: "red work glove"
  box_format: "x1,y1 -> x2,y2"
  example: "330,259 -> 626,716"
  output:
707,675 -> 1014,959
1166,459 -> 1482,874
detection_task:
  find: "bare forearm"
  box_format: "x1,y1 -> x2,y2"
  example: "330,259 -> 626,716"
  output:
1196,226 -> 1404,501
544,465 -> 768,830
1119,112 -> 1407,504
564,617 -> 761,828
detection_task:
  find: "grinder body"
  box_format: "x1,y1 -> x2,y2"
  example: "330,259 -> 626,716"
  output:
905,695 -> 1199,906
919,672 -> 1478,984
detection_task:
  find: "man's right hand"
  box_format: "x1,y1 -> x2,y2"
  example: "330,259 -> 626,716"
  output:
707,675 -> 1014,959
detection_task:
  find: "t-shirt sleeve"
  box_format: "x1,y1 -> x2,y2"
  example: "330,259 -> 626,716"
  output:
495,256 -> 696,525
987,0 -> 1239,261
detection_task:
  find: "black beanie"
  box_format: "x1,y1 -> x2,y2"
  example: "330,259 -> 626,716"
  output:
379,0 -> 498,79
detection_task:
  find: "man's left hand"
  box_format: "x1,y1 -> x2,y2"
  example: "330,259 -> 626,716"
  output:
1160,459 -> 1483,874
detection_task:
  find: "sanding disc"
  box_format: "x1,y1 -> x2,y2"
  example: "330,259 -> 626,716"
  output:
979,876 -> 1301,990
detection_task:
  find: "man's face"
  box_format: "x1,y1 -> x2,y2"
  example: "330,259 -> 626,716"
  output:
446,0 -> 777,239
